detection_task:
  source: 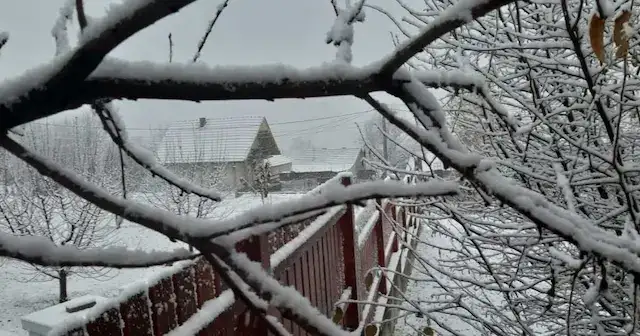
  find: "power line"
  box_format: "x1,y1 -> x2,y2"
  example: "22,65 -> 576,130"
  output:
269,109 -> 374,125
28,108 -> 384,131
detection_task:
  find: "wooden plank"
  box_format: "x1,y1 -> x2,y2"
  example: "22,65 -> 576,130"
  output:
327,226 -> 336,311
294,261 -> 303,336
195,259 -> 218,336
309,241 -> 324,312
173,266 -> 198,325
281,269 -> 292,332
85,307 -> 122,336
301,251 -> 312,336
375,200 -> 387,294
148,277 -> 178,335
272,207 -> 345,275
120,292 -> 153,336
319,236 -> 329,316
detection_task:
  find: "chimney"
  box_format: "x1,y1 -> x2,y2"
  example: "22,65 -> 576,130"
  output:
199,117 -> 207,128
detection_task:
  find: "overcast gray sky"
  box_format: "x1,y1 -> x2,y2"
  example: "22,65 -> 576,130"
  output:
0,0 -> 415,151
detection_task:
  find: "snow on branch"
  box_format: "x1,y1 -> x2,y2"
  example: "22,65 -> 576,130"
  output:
198,252 -> 287,335
0,134 -> 457,245
0,231 -> 197,268
203,177 -> 458,239
0,0 -> 197,129
366,80 -> 640,275
1,58 -> 386,130
78,0 -> 196,45
90,58 -> 374,90
2,134 -> 294,335
378,0 -> 517,76
270,206 -> 345,268
220,249 -> 353,336
165,290 -> 235,336
51,0 -> 75,55
93,102 -> 222,201
412,69 -> 519,130
326,0 -> 365,63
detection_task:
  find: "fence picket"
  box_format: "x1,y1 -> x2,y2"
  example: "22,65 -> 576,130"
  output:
120,292 -> 153,336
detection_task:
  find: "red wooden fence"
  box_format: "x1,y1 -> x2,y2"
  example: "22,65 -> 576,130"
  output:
54,174 -> 412,336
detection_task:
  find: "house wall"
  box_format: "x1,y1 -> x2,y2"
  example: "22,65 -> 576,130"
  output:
162,161 -> 249,190
227,162 -> 249,188
353,149 -> 376,180
269,162 -> 292,175
246,122 -> 281,164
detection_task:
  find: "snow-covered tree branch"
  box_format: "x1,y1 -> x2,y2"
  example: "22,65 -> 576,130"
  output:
2,0 -> 639,334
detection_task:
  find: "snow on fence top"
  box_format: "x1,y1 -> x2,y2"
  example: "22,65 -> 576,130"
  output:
47,260 -> 197,335
22,295 -> 110,336
271,205 -> 346,268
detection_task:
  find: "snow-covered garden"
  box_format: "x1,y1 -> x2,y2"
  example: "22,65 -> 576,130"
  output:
0,194 -> 299,335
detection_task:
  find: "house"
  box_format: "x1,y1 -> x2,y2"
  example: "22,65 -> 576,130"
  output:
264,155 -> 292,175
156,116 -> 282,188
280,147 -> 375,189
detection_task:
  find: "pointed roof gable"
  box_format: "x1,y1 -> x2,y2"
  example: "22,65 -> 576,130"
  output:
157,116 -> 267,164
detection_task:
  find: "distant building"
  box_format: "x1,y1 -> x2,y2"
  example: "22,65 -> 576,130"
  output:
264,155 -> 293,175
156,116 -> 282,188
280,147 -> 375,190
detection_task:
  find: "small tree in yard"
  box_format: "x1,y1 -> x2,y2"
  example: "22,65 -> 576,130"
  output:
253,160 -> 272,202
0,114 -> 120,302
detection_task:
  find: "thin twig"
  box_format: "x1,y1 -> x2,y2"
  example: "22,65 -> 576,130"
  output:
192,0 -> 231,62
168,33 -> 173,62
75,0 -> 88,30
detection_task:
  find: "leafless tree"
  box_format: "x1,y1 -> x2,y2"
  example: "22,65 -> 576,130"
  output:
144,130 -> 231,249
357,0 -> 640,335
0,114 -> 121,303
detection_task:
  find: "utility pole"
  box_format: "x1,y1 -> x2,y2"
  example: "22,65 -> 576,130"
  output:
381,118 -> 389,162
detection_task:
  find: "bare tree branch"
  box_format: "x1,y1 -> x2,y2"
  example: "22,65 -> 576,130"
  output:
92,102 -> 222,201
192,0 -> 232,62
0,0 -> 198,128
377,0 -> 517,76
0,231 -> 199,268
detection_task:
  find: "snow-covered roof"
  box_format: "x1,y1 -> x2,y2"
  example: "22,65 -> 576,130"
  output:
265,155 -> 292,167
288,147 -> 362,173
157,116 -> 266,164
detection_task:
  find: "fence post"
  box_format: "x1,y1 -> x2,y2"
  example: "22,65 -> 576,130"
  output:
235,233 -> 271,335
391,203 -> 399,253
375,199 -> 387,294
339,175 -> 359,330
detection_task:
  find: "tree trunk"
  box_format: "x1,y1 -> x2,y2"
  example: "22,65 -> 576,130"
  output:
58,269 -> 68,303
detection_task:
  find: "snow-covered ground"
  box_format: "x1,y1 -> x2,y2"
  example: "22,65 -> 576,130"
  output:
393,219 -> 480,336
0,193 -> 299,336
